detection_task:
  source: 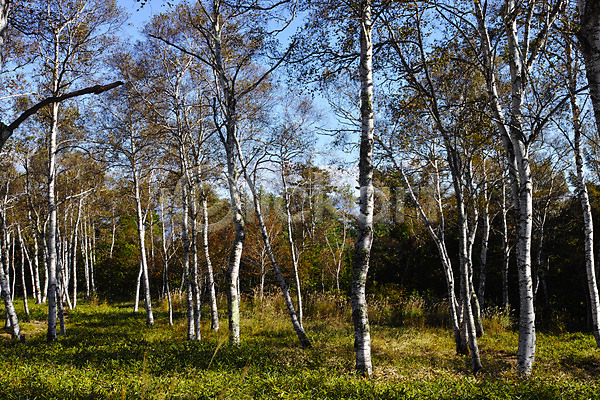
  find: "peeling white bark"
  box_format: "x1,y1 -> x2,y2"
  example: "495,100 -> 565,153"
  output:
352,0 -> 374,376
567,36 -> 600,347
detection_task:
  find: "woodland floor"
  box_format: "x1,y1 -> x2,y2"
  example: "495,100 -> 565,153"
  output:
0,294 -> 598,399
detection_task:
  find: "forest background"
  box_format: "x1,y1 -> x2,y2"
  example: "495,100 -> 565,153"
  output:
1,0 -> 600,396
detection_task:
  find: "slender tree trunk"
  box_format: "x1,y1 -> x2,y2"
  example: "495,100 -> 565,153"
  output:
500,178 -> 511,310
189,190 -> 202,341
160,199 -> 173,326
56,259 -> 66,335
110,208 -> 116,259
82,215 -> 90,299
90,222 -> 96,294
505,1 -> 536,374
578,0 -> 600,136
22,228 -> 37,305
239,164 -> 310,347
42,236 -> 48,304
71,198 -> 82,309
134,261 -> 142,313
0,214 -> 22,340
46,100 -> 59,343
201,192 -> 219,331
32,232 -> 41,303
18,226 -> 29,318
282,172 -> 303,328
133,170 -> 154,325
567,36 -> 600,346
478,178 -> 490,311
457,198 -> 483,373
210,2 -> 244,345
181,184 -> 195,340
473,0 -> 552,374
9,232 -> 14,301
352,0 -> 374,376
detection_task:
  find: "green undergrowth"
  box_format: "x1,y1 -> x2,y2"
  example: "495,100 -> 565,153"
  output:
0,295 -> 598,399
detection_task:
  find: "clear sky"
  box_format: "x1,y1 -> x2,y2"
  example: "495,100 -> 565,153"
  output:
118,0 -> 161,40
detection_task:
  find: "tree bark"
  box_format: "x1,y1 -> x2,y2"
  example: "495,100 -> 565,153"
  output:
17,226 -> 29,318
238,157 -> 311,347
282,171 -> 303,328
82,214 -> 90,299
133,168 -> 154,325
567,35 -> 600,347
188,187 -> 202,341
207,5 -> 246,344
472,0 -> 561,375
181,184 -> 196,340
0,214 -> 22,340
46,101 -> 59,342
352,0 -> 374,376
201,191 -> 219,331
478,177 -> 490,311
505,0 -> 536,374
578,0 -> 600,136
71,198 -> 82,309
159,198 -> 173,326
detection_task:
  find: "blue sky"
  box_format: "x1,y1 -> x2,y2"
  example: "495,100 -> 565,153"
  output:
115,0 -> 359,191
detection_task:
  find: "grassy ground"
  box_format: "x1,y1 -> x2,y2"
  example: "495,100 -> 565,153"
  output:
0,294 -> 598,399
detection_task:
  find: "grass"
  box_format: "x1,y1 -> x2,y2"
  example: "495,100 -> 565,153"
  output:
0,294 -> 598,399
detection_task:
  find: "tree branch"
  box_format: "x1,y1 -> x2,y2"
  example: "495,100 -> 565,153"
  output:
0,81 -> 124,151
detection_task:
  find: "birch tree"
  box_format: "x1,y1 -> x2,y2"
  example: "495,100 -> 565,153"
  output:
0,167 -> 23,340
564,34 -> 600,346
577,1 -> 600,135
13,0 -> 123,341
471,0 -> 566,375
98,81 -> 159,326
151,0 -> 297,345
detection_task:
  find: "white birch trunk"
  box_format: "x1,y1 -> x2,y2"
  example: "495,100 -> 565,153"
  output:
505,0 -> 536,374
0,1 -> 9,74
238,161 -> 311,347
17,226 -> 29,317
82,215 -> 90,299
188,189 -> 202,341
231,124 -> 309,345
46,100 -> 59,342
160,199 -> 173,326
282,171 -> 303,327
478,177 -> 490,311
473,0 -> 560,375
133,169 -> 154,325
578,0 -> 600,136
181,184 -> 196,339
209,0 -> 245,345
0,215 -> 22,340
352,0 -> 374,375
32,231 -> 41,303
501,178 -> 511,310
201,191 -> 219,331
90,222 -> 96,294
457,194 -> 483,373
567,36 -> 600,346
9,232 -> 14,301
110,209 -> 116,259
71,198 -> 82,309
134,261 -> 142,312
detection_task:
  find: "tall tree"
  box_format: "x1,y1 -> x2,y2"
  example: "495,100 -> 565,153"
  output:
351,0 -> 375,376
472,0 -> 565,375
577,1 -> 600,135
564,33 -> 600,346
151,0 -> 296,345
